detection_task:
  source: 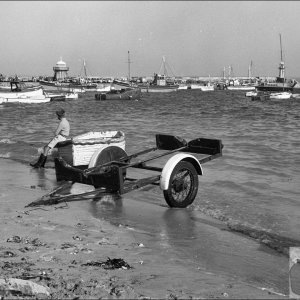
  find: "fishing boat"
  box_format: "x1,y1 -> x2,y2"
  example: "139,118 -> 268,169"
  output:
255,34 -> 296,92
139,57 -> 179,93
112,51 -> 139,90
95,87 -> 141,101
139,73 -> 179,93
0,81 -> 50,104
112,79 -> 139,90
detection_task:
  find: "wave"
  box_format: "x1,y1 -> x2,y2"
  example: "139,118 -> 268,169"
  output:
0,152 -> 11,158
0,138 -> 16,144
196,205 -> 300,256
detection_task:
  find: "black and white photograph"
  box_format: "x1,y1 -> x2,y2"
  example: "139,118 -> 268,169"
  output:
0,1 -> 299,299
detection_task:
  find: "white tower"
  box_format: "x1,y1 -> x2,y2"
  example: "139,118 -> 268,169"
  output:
53,57 -> 69,81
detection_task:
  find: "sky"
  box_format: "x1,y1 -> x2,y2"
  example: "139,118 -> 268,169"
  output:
1,1 -> 300,78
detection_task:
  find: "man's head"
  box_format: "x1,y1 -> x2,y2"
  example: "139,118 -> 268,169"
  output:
56,108 -> 65,119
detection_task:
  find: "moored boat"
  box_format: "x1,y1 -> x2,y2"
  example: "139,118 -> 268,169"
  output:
95,87 -> 141,101
227,85 -> 256,91
139,73 -> 178,93
0,81 -> 50,104
245,90 -> 258,97
177,84 -> 188,90
112,79 -> 139,90
255,34 -> 296,92
39,80 -> 87,93
269,92 -> 292,100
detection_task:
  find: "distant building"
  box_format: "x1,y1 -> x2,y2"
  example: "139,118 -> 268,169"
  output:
53,58 -> 69,81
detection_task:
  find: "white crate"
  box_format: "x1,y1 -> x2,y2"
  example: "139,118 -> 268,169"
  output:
58,131 -> 125,166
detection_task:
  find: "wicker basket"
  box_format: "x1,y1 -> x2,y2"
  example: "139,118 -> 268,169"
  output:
56,131 -> 125,166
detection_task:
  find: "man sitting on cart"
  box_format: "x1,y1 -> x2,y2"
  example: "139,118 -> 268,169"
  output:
30,108 -> 70,168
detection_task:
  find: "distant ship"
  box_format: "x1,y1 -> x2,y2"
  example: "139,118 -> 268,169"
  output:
255,34 -> 296,92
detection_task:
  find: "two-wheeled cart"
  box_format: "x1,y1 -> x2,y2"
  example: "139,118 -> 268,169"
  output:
27,134 -> 223,208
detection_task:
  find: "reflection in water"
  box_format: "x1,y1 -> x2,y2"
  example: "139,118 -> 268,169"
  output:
89,194 -> 124,224
30,167 -> 55,191
161,208 -> 196,240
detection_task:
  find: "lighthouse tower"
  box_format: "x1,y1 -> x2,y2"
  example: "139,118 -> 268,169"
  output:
53,58 -> 69,81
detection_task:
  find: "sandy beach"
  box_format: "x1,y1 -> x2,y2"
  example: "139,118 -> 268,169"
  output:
0,159 -> 288,299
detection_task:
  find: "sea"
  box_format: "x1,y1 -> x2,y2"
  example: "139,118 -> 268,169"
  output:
0,89 -> 299,295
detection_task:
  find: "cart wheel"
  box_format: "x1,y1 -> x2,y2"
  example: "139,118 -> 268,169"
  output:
163,161 -> 198,208
90,146 -> 128,188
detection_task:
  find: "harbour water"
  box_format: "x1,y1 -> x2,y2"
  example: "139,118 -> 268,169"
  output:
0,89 -> 299,294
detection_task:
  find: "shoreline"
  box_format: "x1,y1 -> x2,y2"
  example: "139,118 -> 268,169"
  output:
0,158 -> 288,299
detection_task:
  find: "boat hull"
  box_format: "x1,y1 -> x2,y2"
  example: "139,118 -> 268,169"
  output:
40,80 -> 97,92
269,92 -> 292,99
0,96 -> 50,104
255,83 -> 294,92
227,86 -> 255,91
0,86 -> 44,99
139,84 -> 178,93
95,88 -> 141,100
0,84 -> 50,103
189,84 -> 214,91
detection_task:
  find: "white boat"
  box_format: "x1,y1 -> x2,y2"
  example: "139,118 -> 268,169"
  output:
177,83 -> 188,90
245,91 -> 258,97
65,91 -> 78,99
200,84 -> 214,91
96,84 -> 112,92
139,57 -> 179,93
189,83 -> 214,91
0,95 -> 50,104
269,92 -> 292,99
0,81 -> 50,104
227,85 -> 256,91
189,84 -> 203,90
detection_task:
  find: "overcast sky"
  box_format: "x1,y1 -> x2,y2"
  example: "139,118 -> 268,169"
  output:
1,1 -> 300,78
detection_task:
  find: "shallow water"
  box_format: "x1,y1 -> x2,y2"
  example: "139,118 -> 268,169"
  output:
0,89 -> 299,294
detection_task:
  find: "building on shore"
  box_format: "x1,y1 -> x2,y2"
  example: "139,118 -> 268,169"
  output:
53,58 -> 69,81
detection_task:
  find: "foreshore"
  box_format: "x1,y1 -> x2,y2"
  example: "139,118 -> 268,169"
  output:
0,158 -> 288,299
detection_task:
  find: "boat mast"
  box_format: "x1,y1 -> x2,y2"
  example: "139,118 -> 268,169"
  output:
278,33 -> 285,80
163,56 -> 167,76
83,59 -> 87,78
79,59 -> 88,79
127,51 -> 131,83
248,60 -> 252,79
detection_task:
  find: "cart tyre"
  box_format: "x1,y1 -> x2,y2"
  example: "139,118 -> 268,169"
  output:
163,161 -> 198,208
89,146 -> 128,188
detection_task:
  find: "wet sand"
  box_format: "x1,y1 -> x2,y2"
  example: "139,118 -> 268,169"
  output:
0,159 -> 289,299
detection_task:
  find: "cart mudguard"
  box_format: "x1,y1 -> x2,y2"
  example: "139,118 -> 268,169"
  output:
160,153 -> 203,190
